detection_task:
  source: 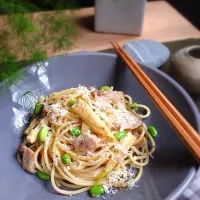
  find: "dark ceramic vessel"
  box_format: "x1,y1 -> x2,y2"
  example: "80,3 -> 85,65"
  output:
170,46 -> 200,95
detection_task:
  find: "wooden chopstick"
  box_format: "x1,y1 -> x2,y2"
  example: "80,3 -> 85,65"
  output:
111,41 -> 200,162
112,42 -> 200,146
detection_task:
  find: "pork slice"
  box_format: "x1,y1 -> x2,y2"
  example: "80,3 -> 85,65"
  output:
18,145 -> 36,173
92,90 -> 110,109
93,90 -> 126,109
103,91 -> 126,105
93,95 -> 110,109
107,108 -> 142,131
74,132 -> 99,154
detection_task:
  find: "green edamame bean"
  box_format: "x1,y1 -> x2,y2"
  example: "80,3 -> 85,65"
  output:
147,126 -> 157,137
114,130 -> 126,141
70,127 -> 81,137
69,99 -> 77,106
37,170 -> 50,180
90,185 -> 105,197
100,86 -> 111,91
131,102 -> 138,111
34,103 -> 43,116
61,153 -> 71,165
38,127 -> 48,142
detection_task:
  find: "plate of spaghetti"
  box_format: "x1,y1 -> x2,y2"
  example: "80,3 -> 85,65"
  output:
17,85 -> 155,197
0,52 -> 199,200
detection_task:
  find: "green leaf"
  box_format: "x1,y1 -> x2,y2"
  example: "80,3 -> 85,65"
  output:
29,49 -> 47,64
9,14 -> 39,35
0,0 -> 78,92
53,36 -> 73,51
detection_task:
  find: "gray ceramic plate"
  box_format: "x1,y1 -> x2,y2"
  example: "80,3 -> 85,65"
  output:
0,53 -> 199,200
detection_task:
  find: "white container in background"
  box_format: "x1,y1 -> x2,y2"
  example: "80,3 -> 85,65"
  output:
95,0 -> 146,35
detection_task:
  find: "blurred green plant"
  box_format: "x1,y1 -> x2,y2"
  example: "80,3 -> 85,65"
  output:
0,0 -> 78,91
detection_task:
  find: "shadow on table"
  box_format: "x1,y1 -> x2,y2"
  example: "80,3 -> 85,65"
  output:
167,0 -> 200,30
76,15 -> 94,32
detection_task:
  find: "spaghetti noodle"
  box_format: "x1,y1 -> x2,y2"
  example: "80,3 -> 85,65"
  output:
17,85 -> 155,196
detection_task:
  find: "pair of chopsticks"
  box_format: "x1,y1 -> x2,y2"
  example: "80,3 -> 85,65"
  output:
111,41 -> 200,163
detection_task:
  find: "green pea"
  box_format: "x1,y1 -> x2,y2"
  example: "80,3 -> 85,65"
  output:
147,126 -> 157,137
34,103 -> 43,116
69,98 -> 77,106
114,130 -> 126,141
38,127 -> 48,142
37,170 -> 50,181
61,153 -> 71,165
70,127 -> 81,137
90,185 -> 105,197
131,102 -> 138,111
100,86 -> 111,91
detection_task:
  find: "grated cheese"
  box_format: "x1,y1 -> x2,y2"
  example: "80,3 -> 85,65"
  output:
103,184 -> 111,194
89,86 -> 96,92
102,165 -> 138,196
127,167 -> 136,179
103,184 -> 118,195
62,144 -> 71,150
51,103 -> 61,111
93,99 -> 112,111
112,105 -> 139,130
127,182 -> 137,189
59,108 -> 67,117
107,168 -> 127,188
113,143 -> 129,155
76,85 -> 92,103
49,102 -> 68,119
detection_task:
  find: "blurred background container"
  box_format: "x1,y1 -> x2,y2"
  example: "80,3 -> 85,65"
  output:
30,0 -> 200,31
95,0 -> 146,35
